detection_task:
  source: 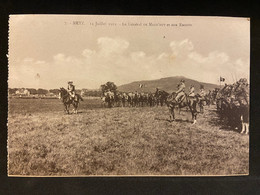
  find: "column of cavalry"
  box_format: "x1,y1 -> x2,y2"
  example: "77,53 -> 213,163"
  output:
101,83 -> 209,109
58,79 -> 249,133
101,78 -> 249,133
101,79 -> 211,124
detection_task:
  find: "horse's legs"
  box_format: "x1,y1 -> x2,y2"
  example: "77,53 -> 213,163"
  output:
67,104 -> 70,114
189,105 -> 194,123
194,102 -> 198,124
245,123 -> 249,134
200,102 -> 204,113
75,106 -> 77,114
169,108 -> 172,121
190,102 -> 197,124
75,103 -> 79,114
243,107 -> 249,134
65,104 -> 69,114
241,123 -> 245,134
64,104 -> 67,113
193,111 -> 197,124
169,105 -> 175,121
240,115 -> 245,134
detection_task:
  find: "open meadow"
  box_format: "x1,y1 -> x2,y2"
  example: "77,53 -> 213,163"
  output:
8,98 -> 249,176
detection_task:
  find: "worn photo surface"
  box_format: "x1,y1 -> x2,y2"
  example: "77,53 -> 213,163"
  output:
8,15 -> 250,176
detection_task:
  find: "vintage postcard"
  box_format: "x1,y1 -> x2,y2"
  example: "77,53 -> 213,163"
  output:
8,15 -> 249,176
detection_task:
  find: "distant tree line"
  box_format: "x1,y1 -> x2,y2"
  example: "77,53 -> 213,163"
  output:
8,88 -> 102,97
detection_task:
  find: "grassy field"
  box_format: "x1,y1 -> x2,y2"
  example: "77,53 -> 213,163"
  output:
8,98 -> 249,176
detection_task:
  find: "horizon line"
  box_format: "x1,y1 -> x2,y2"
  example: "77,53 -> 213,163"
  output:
8,75 -> 234,90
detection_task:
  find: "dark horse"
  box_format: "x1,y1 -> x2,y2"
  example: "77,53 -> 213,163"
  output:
154,89 -> 169,106
59,87 -> 83,114
166,91 -> 198,124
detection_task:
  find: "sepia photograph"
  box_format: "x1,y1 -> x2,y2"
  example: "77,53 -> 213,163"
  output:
8,15 -> 249,176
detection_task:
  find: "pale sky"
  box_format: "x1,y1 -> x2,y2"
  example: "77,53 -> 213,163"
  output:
9,15 -> 250,89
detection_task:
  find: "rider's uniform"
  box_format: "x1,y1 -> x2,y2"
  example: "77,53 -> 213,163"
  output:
175,82 -> 185,102
188,86 -> 195,97
68,84 -> 76,99
199,88 -> 206,97
239,79 -> 249,104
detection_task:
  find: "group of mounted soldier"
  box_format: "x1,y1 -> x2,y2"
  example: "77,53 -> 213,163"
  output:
101,79 -> 211,110
214,78 -> 249,134
101,90 -> 163,108
59,78 -> 249,134
100,78 -> 249,133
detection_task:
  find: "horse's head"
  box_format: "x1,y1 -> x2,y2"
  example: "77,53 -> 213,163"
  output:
233,83 -> 249,104
234,82 -> 243,92
59,87 -> 68,99
233,83 -> 243,96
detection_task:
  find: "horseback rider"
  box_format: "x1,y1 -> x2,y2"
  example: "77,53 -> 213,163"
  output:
239,78 -> 248,86
199,85 -> 206,97
67,80 -> 76,100
237,78 -> 249,104
188,85 -> 195,97
175,79 -> 185,102
156,87 -> 159,94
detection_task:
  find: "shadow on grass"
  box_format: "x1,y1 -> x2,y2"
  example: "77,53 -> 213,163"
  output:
63,107 -> 104,115
154,117 -> 170,122
207,108 -> 241,133
174,118 -> 192,123
62,111 -> 83,115
155,117 -> 192,124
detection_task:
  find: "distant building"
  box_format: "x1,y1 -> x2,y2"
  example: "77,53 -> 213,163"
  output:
48,92 -> 55,96
15,88 -> 30,96
81,89 -> 89,96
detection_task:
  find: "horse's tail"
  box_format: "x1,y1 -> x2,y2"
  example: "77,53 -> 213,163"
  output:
77,94 -> 84,101
79,95 -> 84,101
